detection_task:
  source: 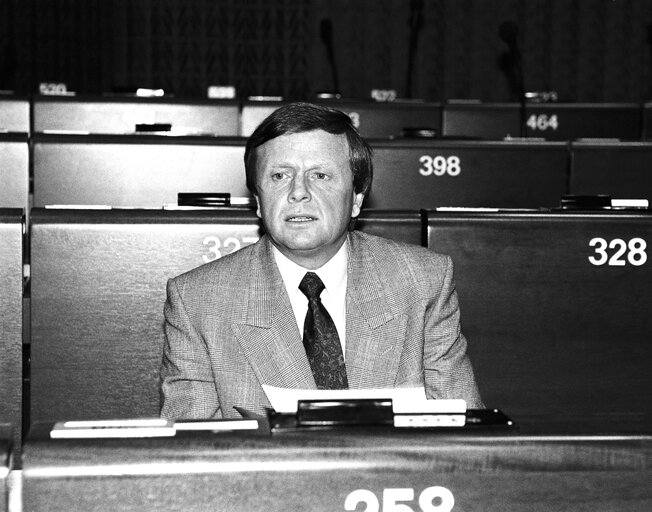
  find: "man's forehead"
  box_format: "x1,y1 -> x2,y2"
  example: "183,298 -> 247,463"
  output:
257,130 -> 350,163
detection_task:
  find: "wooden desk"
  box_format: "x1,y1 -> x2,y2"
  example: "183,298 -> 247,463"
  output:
21,421 -> 652,512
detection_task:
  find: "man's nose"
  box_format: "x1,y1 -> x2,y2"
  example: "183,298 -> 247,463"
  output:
288,174 -> 311,202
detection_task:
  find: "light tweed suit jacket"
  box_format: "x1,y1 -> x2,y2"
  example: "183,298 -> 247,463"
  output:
160,230 -> 483,419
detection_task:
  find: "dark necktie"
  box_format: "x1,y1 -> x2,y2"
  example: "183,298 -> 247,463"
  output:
299,272 -> 348,390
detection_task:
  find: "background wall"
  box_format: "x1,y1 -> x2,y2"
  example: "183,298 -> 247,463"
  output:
2,0 -> 652,102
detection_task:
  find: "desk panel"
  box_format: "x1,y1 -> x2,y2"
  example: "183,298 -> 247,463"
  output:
443,103 -> 641,141
369,140 -> 569,209
29,208 -> 263,421
355,209 -> 422,246
0,211 -> 23,457
0,97 -> 29,133
32,96 -> 239,136
240,100 -> 442,139
442,102 -> 520,139
29,208 -> 427,422
425,211 -> 652,422
0,135 -> 29,210
569,141 -> 652,199
22,425 -> 652,512
32,134 -> 248,208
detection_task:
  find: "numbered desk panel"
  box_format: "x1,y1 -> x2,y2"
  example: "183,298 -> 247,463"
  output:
443,103 -> 642,141
426,210 -> 652,423
240,100 -> 442,139
29,208 -> 263,422
28,208 -> 421,422
32,96 -> 240,136
442,103 -> 520,139
0,134 -> 29,210
32,134 -> 249,208
569,141 -> 652,199
22,425 -> 652,512
0,96 -> 30,133
0,210 -> 23,457
369,139 -> 569,209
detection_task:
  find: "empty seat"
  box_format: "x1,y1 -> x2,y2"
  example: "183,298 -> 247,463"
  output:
32,96 -> 239,136
443,102 -> 642,141
570,141 -> 652,200
425,209 -> 652,424
369,139 -> 569,209
32,134 -> 249,208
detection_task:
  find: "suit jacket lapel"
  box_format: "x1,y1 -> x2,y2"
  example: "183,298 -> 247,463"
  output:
233,236 -> 317,390
345,232 -> 405,389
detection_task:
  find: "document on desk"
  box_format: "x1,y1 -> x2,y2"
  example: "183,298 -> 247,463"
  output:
262,385 -> 466,415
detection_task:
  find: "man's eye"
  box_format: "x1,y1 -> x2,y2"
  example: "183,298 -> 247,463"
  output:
313,172 -> 328,180
271,172 -> 285,181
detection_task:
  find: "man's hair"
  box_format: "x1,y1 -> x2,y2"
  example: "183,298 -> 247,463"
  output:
244,102 -> 373,196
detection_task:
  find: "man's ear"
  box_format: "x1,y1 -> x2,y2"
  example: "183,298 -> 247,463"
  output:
351,192 -> 365,218
254,194 -> 262,218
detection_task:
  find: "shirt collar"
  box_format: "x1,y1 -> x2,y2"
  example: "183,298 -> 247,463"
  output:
272,240 -> 348,296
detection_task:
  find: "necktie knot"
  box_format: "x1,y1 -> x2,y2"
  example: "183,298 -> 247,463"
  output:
299,272 -> 325,300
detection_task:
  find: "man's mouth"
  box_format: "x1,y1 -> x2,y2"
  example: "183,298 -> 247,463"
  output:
286,216 -> 316,222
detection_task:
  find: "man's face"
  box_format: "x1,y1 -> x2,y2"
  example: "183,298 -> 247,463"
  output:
254,129 -> 365,269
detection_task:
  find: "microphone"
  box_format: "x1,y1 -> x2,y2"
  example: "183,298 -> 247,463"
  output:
406,0 -> 425,99
320,18 -> 340,95
498,20 -> 526,136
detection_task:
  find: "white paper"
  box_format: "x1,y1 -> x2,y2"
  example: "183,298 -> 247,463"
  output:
262,385 -> 466,414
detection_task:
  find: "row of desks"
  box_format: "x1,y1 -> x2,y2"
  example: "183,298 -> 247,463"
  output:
2,207 -> 650,422
1,207 -> 651,509
2,135 -> 652,211
2,96 -> 651,140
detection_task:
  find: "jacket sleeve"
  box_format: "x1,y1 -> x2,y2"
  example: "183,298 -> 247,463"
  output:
160,277 -> 222,420
423,255 -> 484,408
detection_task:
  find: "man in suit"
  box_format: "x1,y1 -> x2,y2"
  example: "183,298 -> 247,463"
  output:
160,102 -> 482,419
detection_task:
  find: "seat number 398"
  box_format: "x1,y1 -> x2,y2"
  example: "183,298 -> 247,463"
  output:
344,486 -> 454,512
419,155 -> 461,176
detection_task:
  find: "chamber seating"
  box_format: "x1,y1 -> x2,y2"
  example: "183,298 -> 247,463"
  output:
425,209 -> 652,423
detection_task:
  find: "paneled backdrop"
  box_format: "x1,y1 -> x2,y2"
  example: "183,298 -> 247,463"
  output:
2,0 -> 652,102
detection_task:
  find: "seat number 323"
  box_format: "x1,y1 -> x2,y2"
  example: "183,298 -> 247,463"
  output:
344,486 -> 454,512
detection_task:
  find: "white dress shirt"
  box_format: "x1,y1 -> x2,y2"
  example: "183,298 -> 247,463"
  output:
272,242 -> 348,357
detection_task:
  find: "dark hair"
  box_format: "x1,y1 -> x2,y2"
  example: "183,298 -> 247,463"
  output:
244,102 -> 373,196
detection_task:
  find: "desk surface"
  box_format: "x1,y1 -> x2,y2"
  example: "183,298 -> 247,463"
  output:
21,419 -> 652,512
